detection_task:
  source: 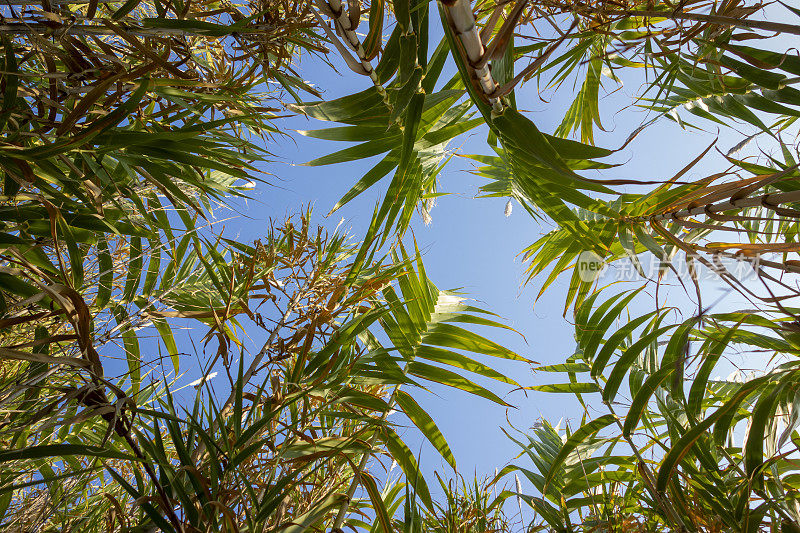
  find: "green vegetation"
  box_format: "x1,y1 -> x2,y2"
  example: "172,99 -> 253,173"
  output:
2,0 -> 800,529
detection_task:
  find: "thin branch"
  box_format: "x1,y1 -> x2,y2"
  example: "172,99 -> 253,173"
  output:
647,188 -> 800,222
0,21 -> 278,39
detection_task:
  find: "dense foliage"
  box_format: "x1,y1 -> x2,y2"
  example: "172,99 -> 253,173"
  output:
2,0 -> 800,530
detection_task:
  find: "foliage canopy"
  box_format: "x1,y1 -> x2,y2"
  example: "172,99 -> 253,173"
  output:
2,0 -> 800,530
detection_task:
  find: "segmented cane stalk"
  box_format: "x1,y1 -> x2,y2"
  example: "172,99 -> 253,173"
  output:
312,0 -> 391,110
646,188 -> 800,223
442,0 -> 504,113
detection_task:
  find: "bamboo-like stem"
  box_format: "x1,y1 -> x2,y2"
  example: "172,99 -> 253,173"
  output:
542,3 -> 800,37
442,0 -> 503,113
311,0 -> 391,109
645,189 -> 800,276
648,189 -> 800,222
0,21 -> 278,39
713,249 -> 800,275
441,0 -> 800,117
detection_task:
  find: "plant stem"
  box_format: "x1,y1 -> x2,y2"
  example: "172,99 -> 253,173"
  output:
0,21 -> 277,39
560,5 -> 800,36
645,189 -> 800,223
442,0 -> 503,113
190,291 -> 300,463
